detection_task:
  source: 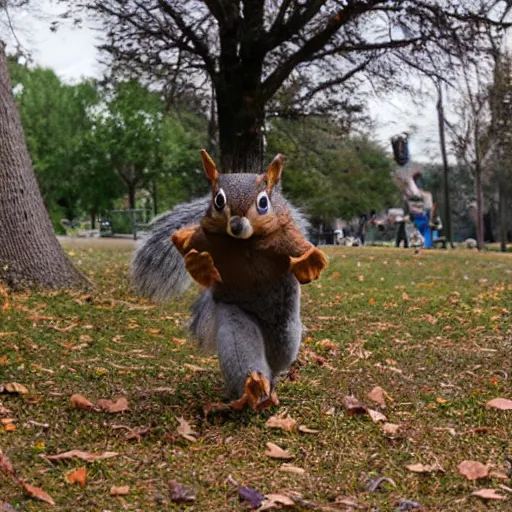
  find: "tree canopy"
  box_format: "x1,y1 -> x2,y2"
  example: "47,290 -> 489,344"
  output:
71,0 -> 512,171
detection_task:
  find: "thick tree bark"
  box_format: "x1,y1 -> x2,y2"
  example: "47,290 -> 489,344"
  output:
0,42 -> 88,290
216,2 -> 266,173
217,92 -> 265,173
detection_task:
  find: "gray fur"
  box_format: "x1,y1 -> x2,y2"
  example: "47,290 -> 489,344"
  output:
190,275 -> 302,398
131,196 -> 210,301
131,176 -> 310,398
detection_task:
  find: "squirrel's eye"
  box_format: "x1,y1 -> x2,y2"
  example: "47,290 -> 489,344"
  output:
256,191 -> 269,215
213,189 -> 226,212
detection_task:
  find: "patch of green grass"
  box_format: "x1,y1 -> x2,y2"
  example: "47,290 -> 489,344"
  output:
1,244 -> 511,511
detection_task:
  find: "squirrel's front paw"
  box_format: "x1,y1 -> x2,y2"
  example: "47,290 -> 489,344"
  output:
229,371 -> 279,412
290,246 -> 328,284
184,249 -> 222,288
171,226 -> 198,255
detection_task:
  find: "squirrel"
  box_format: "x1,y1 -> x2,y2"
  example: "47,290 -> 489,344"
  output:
132,150 -> 328,411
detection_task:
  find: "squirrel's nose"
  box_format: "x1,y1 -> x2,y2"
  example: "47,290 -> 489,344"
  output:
229,217 -> 244,236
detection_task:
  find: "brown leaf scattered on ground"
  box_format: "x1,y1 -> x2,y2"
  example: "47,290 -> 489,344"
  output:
382,423 -> 402,435
65,467 -> 86,486
471,489 -> 506,500
405,463 -> 445,474
485,398 -> 512,410
458,460 -> 490,480
169,480 -> 196,503
21,481 -> 56,505
368,409 -> 387,423
44,450 -> 119,462
0,452 -> 14,474
3,383 -> 28,395
367,386 -> 388,406
70,394 -> 96,411
110,485 -> 130,496
264,442 -> 294,460
265,413 -> 297,432
176,417 -> 198,442
97,397 -> 129,413
298,425 -> 320,434
341,395 -> 367,414
279,464 -> 306,475
259,493 -> 295,511
183,363 -> 206,372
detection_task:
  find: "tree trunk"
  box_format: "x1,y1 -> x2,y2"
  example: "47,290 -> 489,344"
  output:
217,90 -> 265,173
127,184 -> 136,210
436,84 -> 453,247
499,179 -> 507,252
474,162 -> 485,251
216,15 -> 265,174
0,42 -> 88,290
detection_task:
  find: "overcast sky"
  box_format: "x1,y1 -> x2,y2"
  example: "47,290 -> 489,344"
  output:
5,1 -> 442,163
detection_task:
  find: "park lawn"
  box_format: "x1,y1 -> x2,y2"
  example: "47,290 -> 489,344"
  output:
1,243 -> 511,511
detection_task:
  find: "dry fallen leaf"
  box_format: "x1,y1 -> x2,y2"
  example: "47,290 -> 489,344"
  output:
183,363 -> 206,372
0,452 -> 14,474
458,460 -> 490,480
485,398 -> 512,410
44,450 -> 119,462
238,486 -> 264,508
169,479 -> 197,503
97,397 -> 129,414
65,467 -> 86,486
490,471 -> 510,481
264,442 -> 294,460
367,386 -> 387,406
4,383 -> 28,395
265,414 -> 297,433
342,395 -> 367,414
259,493 -> 295,511
298,425 -> 320,434
279,464 -> 306,475
368,409 -> 387,423
471,488 -> 506,500
110,485 -> 130,496
70,394 -> 96,411
21,481 -> 56,505
382,423 -> 402,435
406,463 -> 445,474
3,423 -> 16,432
176,417 -> 198,442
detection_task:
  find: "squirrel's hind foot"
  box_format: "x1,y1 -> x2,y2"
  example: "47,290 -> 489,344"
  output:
229,371 -> 279,412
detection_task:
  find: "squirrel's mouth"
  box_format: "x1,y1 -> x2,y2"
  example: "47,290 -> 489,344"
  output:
227,216 -> 254,239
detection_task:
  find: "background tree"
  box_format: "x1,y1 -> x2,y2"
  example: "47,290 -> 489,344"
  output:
488,51 -> 512,251
86,81 -> 210,211
9,59 -> 102,224
76,0 -> 512,172
266,117 -> 398,224
0,41 -> 88,290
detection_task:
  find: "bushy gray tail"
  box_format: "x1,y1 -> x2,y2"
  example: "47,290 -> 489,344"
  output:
131,196 -> 210,301
131,196 -> 310,303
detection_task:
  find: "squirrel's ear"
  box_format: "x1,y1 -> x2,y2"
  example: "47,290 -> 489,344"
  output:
200,149 -> 220,190
264,154 -> 283,192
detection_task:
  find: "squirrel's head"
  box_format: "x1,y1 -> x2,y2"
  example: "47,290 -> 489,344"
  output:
200,150 -> 285,240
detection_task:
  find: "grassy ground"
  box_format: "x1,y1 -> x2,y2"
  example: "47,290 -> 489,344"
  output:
1,243 -> 511,511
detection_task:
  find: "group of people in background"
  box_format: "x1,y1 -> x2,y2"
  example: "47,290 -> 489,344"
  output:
331,133 -> 443,250
390,134 -> 443,250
